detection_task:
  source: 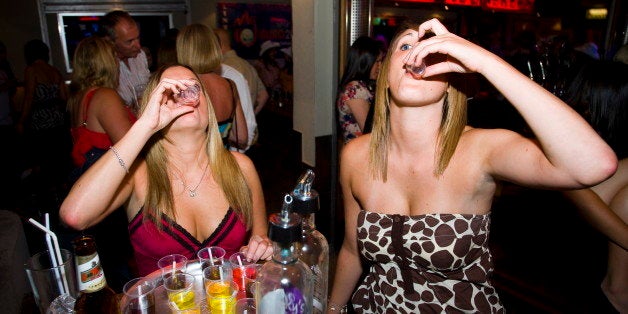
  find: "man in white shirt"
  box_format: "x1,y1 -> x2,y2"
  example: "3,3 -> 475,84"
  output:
221,64 -> 257,152
100,10 -> 150,112
214,28 -> 269,114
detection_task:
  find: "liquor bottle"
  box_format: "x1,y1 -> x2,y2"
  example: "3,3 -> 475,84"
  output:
256,194 -> 313,314
73,235 -> 120,314
291,170 -> 329,314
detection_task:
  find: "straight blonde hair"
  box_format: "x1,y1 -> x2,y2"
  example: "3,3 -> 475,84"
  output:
176,24 -> 222,74
369,19 -> 468,181
67,36 -> 119,125
139,64 -> 253,229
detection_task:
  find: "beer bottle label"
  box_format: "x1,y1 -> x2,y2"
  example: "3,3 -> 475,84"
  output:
76,253 -> 107,292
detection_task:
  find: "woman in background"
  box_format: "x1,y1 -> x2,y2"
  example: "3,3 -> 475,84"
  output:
176,24 -> 248,149
336,36 -> 383,144
563,60 -> 628,312
18,39 -> 70,187
68,36 -> 135,176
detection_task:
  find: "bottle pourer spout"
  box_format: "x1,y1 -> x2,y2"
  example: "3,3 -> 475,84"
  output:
280,194 -> 293,222
293,169 -> 315,197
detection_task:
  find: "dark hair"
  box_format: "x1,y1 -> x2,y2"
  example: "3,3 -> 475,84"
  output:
24,39 -> 50,64
566,60 -> 628,158
99,10 -> 135,40
338,36 -> 382,89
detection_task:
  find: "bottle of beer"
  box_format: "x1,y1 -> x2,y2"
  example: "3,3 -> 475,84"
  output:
73,234 -> 120,314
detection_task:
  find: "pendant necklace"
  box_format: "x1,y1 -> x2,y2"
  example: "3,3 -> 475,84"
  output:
179,163 -> 209,197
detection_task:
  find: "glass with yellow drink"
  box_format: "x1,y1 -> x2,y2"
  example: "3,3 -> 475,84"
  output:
206,281 -> 237,314
164,273 -> 197,311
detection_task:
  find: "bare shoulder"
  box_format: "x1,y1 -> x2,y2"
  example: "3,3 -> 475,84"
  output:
229,150 -> 256,173
340,134 -> 370,166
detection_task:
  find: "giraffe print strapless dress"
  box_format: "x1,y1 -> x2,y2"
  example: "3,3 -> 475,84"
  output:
351,211 -> 504,313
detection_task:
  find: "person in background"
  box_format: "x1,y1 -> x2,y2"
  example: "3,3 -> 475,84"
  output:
18,39 -> 71,189
221,60 -> 257,153
562,60 -> 628,312
60,64 -> 272,277
214,28 -> 269,115
328,18 -> 617,313
336,36 -> 383,144
66,35 -> 137,291
251,40 -> 285,108
176,24 -> 248,150
100,10 -> 150,113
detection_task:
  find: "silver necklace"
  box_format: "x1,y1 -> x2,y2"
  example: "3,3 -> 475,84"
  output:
179,163 -> 209,197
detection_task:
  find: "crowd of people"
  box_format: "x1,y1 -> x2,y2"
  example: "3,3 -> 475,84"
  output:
0,9 -> 626,313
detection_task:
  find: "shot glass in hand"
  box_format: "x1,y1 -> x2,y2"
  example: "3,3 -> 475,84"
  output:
173,81 -> 201,107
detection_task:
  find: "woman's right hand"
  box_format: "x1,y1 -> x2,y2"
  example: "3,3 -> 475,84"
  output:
138,78 -> 196,133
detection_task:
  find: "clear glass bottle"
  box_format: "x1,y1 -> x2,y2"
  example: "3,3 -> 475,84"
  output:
256,194 -> 313,314
291,170 -> 329,314
72,234 -> 120,314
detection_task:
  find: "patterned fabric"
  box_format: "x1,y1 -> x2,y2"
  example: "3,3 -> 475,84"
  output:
129,208 -> 248,276
30,83 -> 65,131
352,211 -> 504,313
336,80 -> 373,143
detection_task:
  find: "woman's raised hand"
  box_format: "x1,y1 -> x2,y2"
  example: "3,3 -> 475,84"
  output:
407,18 -> 494,78
139,78 -> 196,133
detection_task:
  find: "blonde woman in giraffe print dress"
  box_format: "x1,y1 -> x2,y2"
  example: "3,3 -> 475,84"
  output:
327,18 -> 617,313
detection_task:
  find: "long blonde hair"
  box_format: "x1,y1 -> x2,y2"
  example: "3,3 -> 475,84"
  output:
67,36 -> 119,126
176,24 -> 222,74
369,19 -> 468,181
139,64 -> 253,229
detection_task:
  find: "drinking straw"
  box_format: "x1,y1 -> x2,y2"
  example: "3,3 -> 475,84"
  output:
209,249 -> 214,266
44,214 -> 58,270
172,260 -> 176,279
237,255 -> 243,267
28,218 -> 70,295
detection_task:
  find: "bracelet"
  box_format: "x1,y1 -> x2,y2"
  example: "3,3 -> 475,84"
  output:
110,146 -> 129,173
327,301 -> 347,313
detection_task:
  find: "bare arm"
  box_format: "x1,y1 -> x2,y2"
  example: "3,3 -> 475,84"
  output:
345,97 -> 370,131
564,188 -> 628,250
229,99 -> 249,149
60,79 -> 195,230
17,67 -> 36,132
564,159 -> 628,250
328,145 -> 364,312
414,19 -> 616,189
235,152 -> 272,261
93,88 -> 133,143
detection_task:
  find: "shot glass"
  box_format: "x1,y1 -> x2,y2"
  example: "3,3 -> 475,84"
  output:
235,297 -> 256,314
122,277 -> 156,314
157,254 -> 188,280
197,246 -> 226,270
206,281 -> 237,314
233,264 -> 260,297
163,272 -> 196,311
228,251 -> 253,268
173,81 -> 201,106
202,264 -> 232,291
